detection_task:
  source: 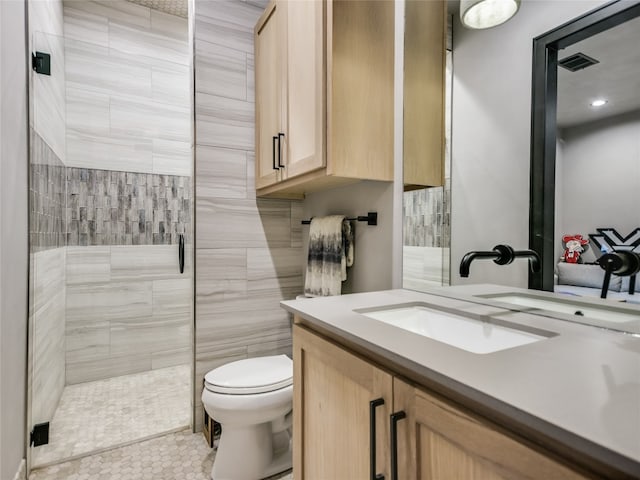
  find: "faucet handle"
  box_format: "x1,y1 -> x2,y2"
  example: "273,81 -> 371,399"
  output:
492,244 -> 516,265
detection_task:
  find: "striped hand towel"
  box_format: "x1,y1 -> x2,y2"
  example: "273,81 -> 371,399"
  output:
304,215 -> 354,296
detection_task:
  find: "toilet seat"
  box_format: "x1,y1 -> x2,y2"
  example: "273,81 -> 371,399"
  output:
204,355 -> 293,395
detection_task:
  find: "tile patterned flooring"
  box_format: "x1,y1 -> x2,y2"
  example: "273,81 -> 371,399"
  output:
32,365 -> 191,467
30,429 -> 293,480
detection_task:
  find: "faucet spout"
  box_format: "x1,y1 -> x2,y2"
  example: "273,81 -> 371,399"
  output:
459,250 -> 501,277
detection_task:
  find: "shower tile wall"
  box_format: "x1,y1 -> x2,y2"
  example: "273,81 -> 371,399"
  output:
65,244 -> 192,384
194,0 -> 302,431
58,0 -> 192,385
63,0 -> 190,176
30,0 -> 66,163
30,246 -> 66,428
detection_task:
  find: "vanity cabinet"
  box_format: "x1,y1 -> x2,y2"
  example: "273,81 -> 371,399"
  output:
254,0 -> 395,199
293,324 -> 393,478
293,324 -> 591,480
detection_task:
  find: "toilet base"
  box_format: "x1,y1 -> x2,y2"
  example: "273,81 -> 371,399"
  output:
211,423 -> 291,480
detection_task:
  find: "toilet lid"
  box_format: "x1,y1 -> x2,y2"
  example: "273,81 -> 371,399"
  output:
204,355 -> 293,395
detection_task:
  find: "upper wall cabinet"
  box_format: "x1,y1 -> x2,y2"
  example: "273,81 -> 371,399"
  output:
403,0 -> 446,190
254,0 -> 394,199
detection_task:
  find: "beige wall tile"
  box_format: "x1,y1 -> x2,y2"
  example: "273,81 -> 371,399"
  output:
65,320 -> 110,363
152,138 -> 192,176
66,246 -> 111,284
32,269 -> 66,425
111,245 -> 186,280
151,347 -> 191,370
110,313 -> 191,357
66,353 -> 152,385
195,92 -> 254,151
195,39 -> 247,100
66,280 -> 153,322
247,247 -> 303,293
195,145 -> 247,199
153,278 -> 192,315
194,1 -> 262,53
196,198 -> 291,249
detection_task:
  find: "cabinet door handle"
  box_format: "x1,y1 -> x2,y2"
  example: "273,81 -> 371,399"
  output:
278,132 -> 285,168
390,411 -> 406,480
369,398 -> 385,480
272,135 -> 279,170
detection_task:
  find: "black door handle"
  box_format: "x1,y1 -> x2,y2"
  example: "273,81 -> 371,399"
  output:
369,398 -> 385,480
272,135 -> 279,170
390,411 -> 406,480
278,132 -> 285,168
178,234 -> 185,274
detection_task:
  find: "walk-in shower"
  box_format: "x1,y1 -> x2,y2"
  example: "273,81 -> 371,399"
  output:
27,0 -> 193,468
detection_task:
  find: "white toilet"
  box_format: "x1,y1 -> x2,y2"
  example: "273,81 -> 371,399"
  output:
201,355 -> 293,480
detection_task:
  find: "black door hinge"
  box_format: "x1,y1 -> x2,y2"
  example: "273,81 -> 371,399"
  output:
30,422 -> 50,447
32,52 -> 51,75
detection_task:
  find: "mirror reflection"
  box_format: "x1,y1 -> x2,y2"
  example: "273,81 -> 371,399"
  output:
553,15 -> 640,301
402,7 -> 452,291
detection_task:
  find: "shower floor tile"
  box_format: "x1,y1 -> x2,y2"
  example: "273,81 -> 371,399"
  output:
29,429 -> 293,480
32,365 -> 191,467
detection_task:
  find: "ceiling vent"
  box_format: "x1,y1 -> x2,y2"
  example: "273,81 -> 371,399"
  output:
558,53 -> 600,72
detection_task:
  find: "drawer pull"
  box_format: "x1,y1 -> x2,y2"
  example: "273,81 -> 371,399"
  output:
390,411 -> 406,480
369,398 -> 385,480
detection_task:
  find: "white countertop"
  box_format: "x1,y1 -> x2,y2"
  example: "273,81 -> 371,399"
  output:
281,286 -> 640,477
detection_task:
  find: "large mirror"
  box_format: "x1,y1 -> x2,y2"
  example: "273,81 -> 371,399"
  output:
402,0 -> 640,301
530,0 -> 640,291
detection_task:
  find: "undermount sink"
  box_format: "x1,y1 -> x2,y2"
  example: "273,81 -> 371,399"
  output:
356,304 -> 553,354
478,293 -> 640,334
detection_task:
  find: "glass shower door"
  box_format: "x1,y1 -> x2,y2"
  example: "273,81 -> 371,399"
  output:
28,26 -> 193,468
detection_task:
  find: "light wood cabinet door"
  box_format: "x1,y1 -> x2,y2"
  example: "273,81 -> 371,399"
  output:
328,0 -> 394,181
255,2 -> 284,189
393,378 -> 589,480
283,0 -> 325,180
293,325 -> 393,480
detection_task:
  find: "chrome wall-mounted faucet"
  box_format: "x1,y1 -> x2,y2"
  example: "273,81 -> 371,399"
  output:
459,244 -> 541,278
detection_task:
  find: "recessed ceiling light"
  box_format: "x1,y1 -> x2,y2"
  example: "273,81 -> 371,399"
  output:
460,0 -> 521,29
590,99 -> 607,107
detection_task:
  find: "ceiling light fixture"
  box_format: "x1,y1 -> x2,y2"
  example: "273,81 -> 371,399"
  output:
460,0 -> 521,29
590,99 -> 608,107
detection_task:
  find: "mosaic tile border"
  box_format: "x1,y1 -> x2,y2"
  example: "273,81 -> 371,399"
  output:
30,131 -> 66,251
29,129 -> 192,250
403,179 -> 451,248
66,168 -> 191,246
